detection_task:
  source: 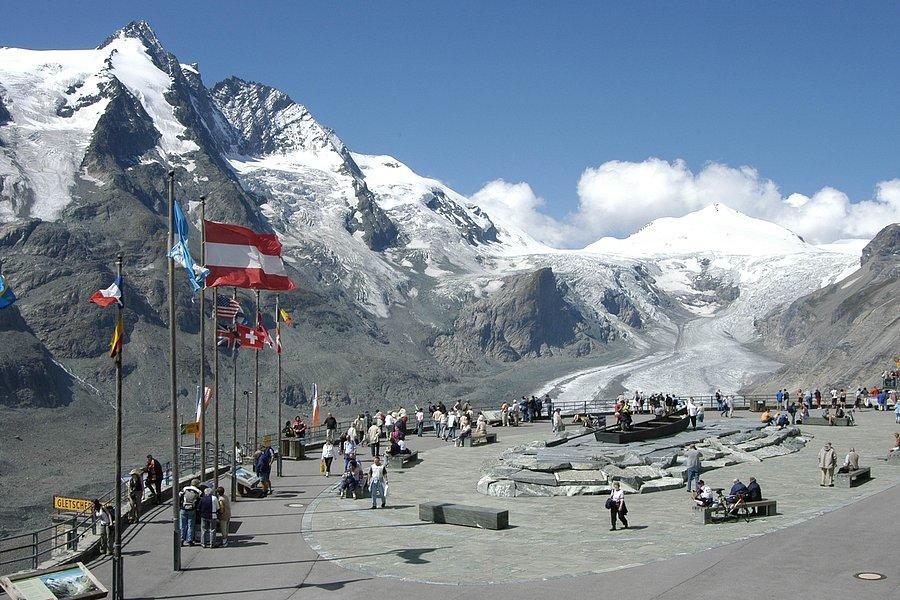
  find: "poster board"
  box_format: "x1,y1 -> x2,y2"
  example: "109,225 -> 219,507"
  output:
0,562 -> 107,600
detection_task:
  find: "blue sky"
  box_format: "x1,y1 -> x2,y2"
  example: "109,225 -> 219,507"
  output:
2,2 -> 898,242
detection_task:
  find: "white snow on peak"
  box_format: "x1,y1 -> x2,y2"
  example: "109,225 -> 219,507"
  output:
0,35 -> 199,220
583,203 -> 811,257
815,238 -> 870,255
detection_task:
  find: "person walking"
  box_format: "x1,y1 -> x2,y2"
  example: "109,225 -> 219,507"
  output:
179,479 -> 202,546
256,443 -> 274,496
342,435 -> 358,472
216,487 -> 230,547
415,407 -> 425,437
367,421 -> 382,457
368,456 -> 388,509
552,408 -> 563,433
684,444 -> 701,492
145,455 -> 164,505
324,412 -> 338,442
199,488 -> 219,548
687,398 -> 698,430
726,395 -> 735,418
93,499 -> 114,556
818,442 -> 837,487
321,440 -> 335,477
607,481 -> 629,531
127,469 -> 144,524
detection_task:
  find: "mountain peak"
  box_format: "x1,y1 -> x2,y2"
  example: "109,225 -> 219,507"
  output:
584,203 -> 810,257
98,21 -> 175,74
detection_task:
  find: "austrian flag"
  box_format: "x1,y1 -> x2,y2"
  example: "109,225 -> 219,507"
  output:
204,221 -> 295,291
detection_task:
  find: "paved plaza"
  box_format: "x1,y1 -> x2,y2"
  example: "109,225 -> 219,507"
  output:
80,410 -> 899,599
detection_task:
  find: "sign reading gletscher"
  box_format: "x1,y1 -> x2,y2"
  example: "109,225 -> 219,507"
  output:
53,495 -> 93,513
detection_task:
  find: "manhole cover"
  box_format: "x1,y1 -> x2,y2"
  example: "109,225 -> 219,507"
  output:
855,573 -> 885,581
285,503 -> 306,508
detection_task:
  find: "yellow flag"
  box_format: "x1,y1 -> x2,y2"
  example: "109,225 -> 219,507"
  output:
109,313 -> 124,358
279,307 -> 294,327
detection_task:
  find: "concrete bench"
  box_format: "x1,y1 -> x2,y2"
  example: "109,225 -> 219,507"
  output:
419,501 -> 509,530
462,432 -> 498,447
801,416 -> 853,426
386,451 -> 418,469
693,499 -> 777,524
835,466 -> 871,488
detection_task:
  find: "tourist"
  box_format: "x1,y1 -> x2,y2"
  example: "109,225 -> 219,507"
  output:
127,469 -> 144,523
446,410 -> 458,441
321,439 -> 335,477
366,421 -> 381,457
475,413 -> 488,436
292,417 -> 307,439
822,407 -> 836,426
324,412 -> 337,442
840,447 -> 859,472
895,401 -> 900,424
543,394 -> 553,419
684,444 -> 701,492
256,442 -> 275,496
368,456 -> 388,509
339,460 -> 364,499
776,411 -> 789,429
687,398 -> 699,430
787,402 -> 797,425
760,408 -> 773,425
342,435 -> 358,472
145,454 -> 164,505
415,407 -> 425,437
775,389 -> 784,410
431,406 -> 442,436
199,488 -> 218,548
726,395 -> 735,418
282,420 -> 295,438
693,480 -> 714,506
715,389 -> 724,413
697,402 -> 705,424
798,404 -> 809,424
727,478 -> 748,502
93,499 -> 114,556
818,442 -> 837,487
500,401 -> 509,427
216,487 -> 230,547
179,479 -> 202,546
457,419 -> 473,447
235,441 -> 245,465
607,481 -> 629,531
746,477 -> 763,514
552,408 -> 564,433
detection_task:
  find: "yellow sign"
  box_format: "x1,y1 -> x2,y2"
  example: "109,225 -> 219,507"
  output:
181,421 -> 200,435
53,495 -> 93,513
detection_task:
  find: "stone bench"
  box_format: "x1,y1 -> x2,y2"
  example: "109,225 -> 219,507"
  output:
386,451 -> 418,469
801,416 -> 853,426
419,501 -> 509,530
462,432 -> 498,447
835,466 -> 871,488
693,499 -> 777,524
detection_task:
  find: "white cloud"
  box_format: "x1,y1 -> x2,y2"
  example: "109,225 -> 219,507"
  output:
472,158 -> 900,248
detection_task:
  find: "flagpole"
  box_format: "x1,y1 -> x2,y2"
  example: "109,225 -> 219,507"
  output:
112,253 -> 124,600
199,195 -> 207,482
276,295 -> 282,478
254,289 -> 260,449
167,170 -> 181,572
212,218 -> 220,491
231,287 -> 238,502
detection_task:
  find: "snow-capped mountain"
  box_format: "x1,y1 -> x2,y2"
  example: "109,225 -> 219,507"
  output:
0,21 -> 868,412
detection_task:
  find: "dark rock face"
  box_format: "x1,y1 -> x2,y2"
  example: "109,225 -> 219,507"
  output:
83,80 -> 159,170
755,223 -> 899,390
601,289 -> 643,328
0,305 -> 73,407
0,95 -> 11,125
425,188 -> 498,245
433,267 -> 612,364
345,184 -> 400,252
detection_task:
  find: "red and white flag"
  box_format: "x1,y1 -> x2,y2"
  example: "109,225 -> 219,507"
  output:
236,323 -> 266,350
275,324 -> 282,355
257,312 -> 275,349
89,276 -> 122,307
204,221 -> 296,291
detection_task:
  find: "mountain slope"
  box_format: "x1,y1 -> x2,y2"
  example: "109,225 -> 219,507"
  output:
754,223 -> 899,390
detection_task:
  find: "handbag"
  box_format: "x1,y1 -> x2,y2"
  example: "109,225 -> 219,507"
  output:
604,497 -> 615,510
319,459 -> 326,474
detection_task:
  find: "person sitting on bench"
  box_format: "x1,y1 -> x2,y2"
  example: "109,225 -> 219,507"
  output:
838,448 -> 859,473
388,438 -> 412,456
693,480 -> 715,507
456,421 -> 473,447
822,408 -> 836,425
620,409 -> 634,431
726,478 -> 749,515
746,477 -> 762,515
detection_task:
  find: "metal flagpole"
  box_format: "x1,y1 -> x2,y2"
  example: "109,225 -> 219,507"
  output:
276,295 -> 282,477
254,289 -> 260,449
212,223 -> 220,491
231,287 -> 238,502
167,171 -> 181,571
199,196 -> 207,482
112,252 -> 124,600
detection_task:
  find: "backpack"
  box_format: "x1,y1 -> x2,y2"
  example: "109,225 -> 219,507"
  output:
181,488 -> 199,510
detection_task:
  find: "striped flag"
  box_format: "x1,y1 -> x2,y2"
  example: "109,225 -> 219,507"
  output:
194,386 -> 212,440
275,324 -> 282,355
216,294 -> 242,322
310,383 -> 321,428
203,221 -> 295,291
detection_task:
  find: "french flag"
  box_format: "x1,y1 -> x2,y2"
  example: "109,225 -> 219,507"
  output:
204,221 -> 296,291
89,276 -> 123,307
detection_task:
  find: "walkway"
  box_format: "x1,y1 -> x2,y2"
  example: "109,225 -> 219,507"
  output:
83,412 -> 899,599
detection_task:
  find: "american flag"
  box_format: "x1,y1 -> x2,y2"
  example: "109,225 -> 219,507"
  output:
216,295 -> 242,322
216,325 -> 241,350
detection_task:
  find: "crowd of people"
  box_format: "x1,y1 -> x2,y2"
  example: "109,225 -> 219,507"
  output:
498,394 -> 552,426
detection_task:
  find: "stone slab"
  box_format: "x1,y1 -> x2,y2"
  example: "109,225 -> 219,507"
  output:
639,477 -> 685,493
486,480 -> 516,497
554,469 -> 608,485
419,501 -> 509,530
510,470 -> 558,486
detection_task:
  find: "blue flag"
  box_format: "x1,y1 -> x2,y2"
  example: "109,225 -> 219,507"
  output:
167,200 -> 209,296
0,274 -> 16,309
